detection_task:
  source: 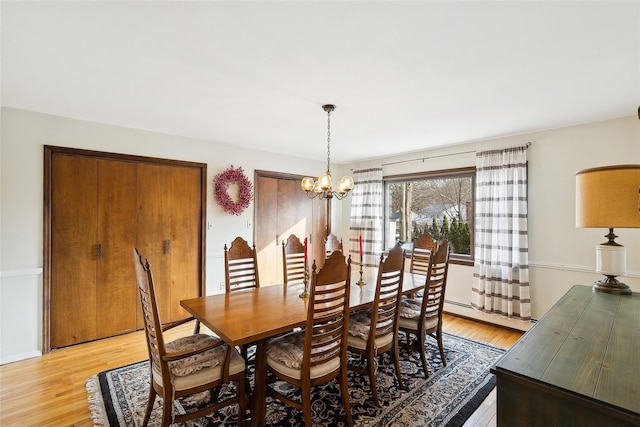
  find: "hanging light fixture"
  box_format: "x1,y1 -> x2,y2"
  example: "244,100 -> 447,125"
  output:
301,104 -> 354,200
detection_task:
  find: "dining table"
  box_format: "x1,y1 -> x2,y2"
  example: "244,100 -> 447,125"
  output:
180,268 -> 427,427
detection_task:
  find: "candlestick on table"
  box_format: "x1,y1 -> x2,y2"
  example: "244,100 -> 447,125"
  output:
300,238 -> 309,298
357,236 -> 366,287
299,262 -> 309,298
304,238 -> 308,263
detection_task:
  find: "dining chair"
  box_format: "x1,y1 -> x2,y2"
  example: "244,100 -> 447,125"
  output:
324,232 -> 343,258
347,243 -> 405,406
398,240 -> 451,378
224,236 -> 260,293
282,233 -> 306,286
264,251 -> 354,427
409,231 -> 437,276
406,232 -> 437,299
224,236 -> 261,360
132,248 -> 247,427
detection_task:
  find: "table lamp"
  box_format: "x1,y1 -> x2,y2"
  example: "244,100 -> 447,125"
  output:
576,165 -> 640,295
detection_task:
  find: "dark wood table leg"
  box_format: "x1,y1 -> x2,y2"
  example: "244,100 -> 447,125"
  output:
249,339 -> 267,427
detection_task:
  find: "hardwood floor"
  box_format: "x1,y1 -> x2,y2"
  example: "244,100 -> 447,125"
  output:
0,313 -> 523,426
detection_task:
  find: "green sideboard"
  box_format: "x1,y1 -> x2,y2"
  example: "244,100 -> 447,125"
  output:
492,285 -> 640,426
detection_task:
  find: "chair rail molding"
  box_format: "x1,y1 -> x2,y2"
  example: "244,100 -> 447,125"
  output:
530,261 -> 639,278
0,268 -> 43,278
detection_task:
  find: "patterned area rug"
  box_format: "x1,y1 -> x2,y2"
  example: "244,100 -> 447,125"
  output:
86,333 -> 504,426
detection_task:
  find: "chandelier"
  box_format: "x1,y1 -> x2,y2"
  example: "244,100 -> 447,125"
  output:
301,104 -> 354,200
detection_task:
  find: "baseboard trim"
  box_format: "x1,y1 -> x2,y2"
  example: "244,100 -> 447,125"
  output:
1,350 -> 42,365
443,301 -> 533,332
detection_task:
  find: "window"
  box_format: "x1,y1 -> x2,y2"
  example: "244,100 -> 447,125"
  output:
384,167 -> 475,264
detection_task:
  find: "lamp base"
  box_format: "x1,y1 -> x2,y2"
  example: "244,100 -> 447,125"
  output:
592,276 -> 632,295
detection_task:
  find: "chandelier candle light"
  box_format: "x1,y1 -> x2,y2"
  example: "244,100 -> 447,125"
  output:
301,104 -> 354,200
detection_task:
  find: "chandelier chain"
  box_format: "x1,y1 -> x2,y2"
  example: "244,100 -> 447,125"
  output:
326,110 -> 331,173
300,103 -> 352,200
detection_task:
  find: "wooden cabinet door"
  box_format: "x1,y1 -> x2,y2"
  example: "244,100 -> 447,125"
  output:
256,174 -> 327,285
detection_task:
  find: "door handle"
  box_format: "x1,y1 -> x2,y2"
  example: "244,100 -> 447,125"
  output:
165,239 -> 171,254
97,243 -> 102,260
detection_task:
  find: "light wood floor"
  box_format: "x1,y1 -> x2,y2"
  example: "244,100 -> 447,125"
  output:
0,313 -> 523,426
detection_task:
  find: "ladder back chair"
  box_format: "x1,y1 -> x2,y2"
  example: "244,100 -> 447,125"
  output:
282,234 -> 306,286
347,243 -> 405,406
264,251 -> 354,427
224,236 -> 261,359
132,248 -> 247,427
408,231 -> 437,298
224,236 -> 260,293
324,232 -> 343,258
399,241 -> 451,378
409,232 -> 437,276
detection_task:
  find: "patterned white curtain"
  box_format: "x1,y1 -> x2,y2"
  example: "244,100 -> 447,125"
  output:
348,167 -> 383,267
471,145 -> 531,320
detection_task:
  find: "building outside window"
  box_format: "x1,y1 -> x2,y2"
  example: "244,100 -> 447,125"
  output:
384,167 -> 475,264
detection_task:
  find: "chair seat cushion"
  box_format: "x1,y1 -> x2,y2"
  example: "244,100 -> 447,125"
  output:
347,330 -> 394,351
153,344 -> 245,391
266,332 -> 304,369
165,334 -> 227,377
398,313 -> 439,331
266,331 -> 341,380
400,298 -> 422,318
347,310 -> 395,350
348,310 -> 372,340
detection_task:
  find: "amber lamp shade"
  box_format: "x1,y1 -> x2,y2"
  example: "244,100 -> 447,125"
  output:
576,165 -> 640,295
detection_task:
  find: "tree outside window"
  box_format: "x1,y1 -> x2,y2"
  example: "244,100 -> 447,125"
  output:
385,168 -> 475,260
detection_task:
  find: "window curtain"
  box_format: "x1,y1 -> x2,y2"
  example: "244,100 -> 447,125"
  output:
471,145 -> 531,320
348,167 -> 383,267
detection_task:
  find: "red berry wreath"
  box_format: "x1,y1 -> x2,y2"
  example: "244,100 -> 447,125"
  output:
214,166 -> 253,215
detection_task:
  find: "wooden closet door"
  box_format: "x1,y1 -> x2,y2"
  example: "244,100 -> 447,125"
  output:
136,163 -> 172,323
136,163 -> 202,324
310,195 -> 328,266
45,146 -> 206,351
51,155 -> 99,348
255,176 -> 279,285
168,166 -> 202,321
278,178 -> 313,266
255,174 -> 327,285
51,156 -> 138,347
96,159 -> 138,338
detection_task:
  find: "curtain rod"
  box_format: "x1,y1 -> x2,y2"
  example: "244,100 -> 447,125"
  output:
381,142 -> 531,167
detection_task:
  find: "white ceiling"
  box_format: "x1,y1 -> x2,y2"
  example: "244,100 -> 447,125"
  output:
2,1 -> 639,164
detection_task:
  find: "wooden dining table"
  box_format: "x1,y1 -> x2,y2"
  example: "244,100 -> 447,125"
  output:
180,268 -> 427,427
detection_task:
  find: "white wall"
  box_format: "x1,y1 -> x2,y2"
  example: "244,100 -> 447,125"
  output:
1,107 -> 638,363
337,115 -> 640,330
0,107 -> 327,363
